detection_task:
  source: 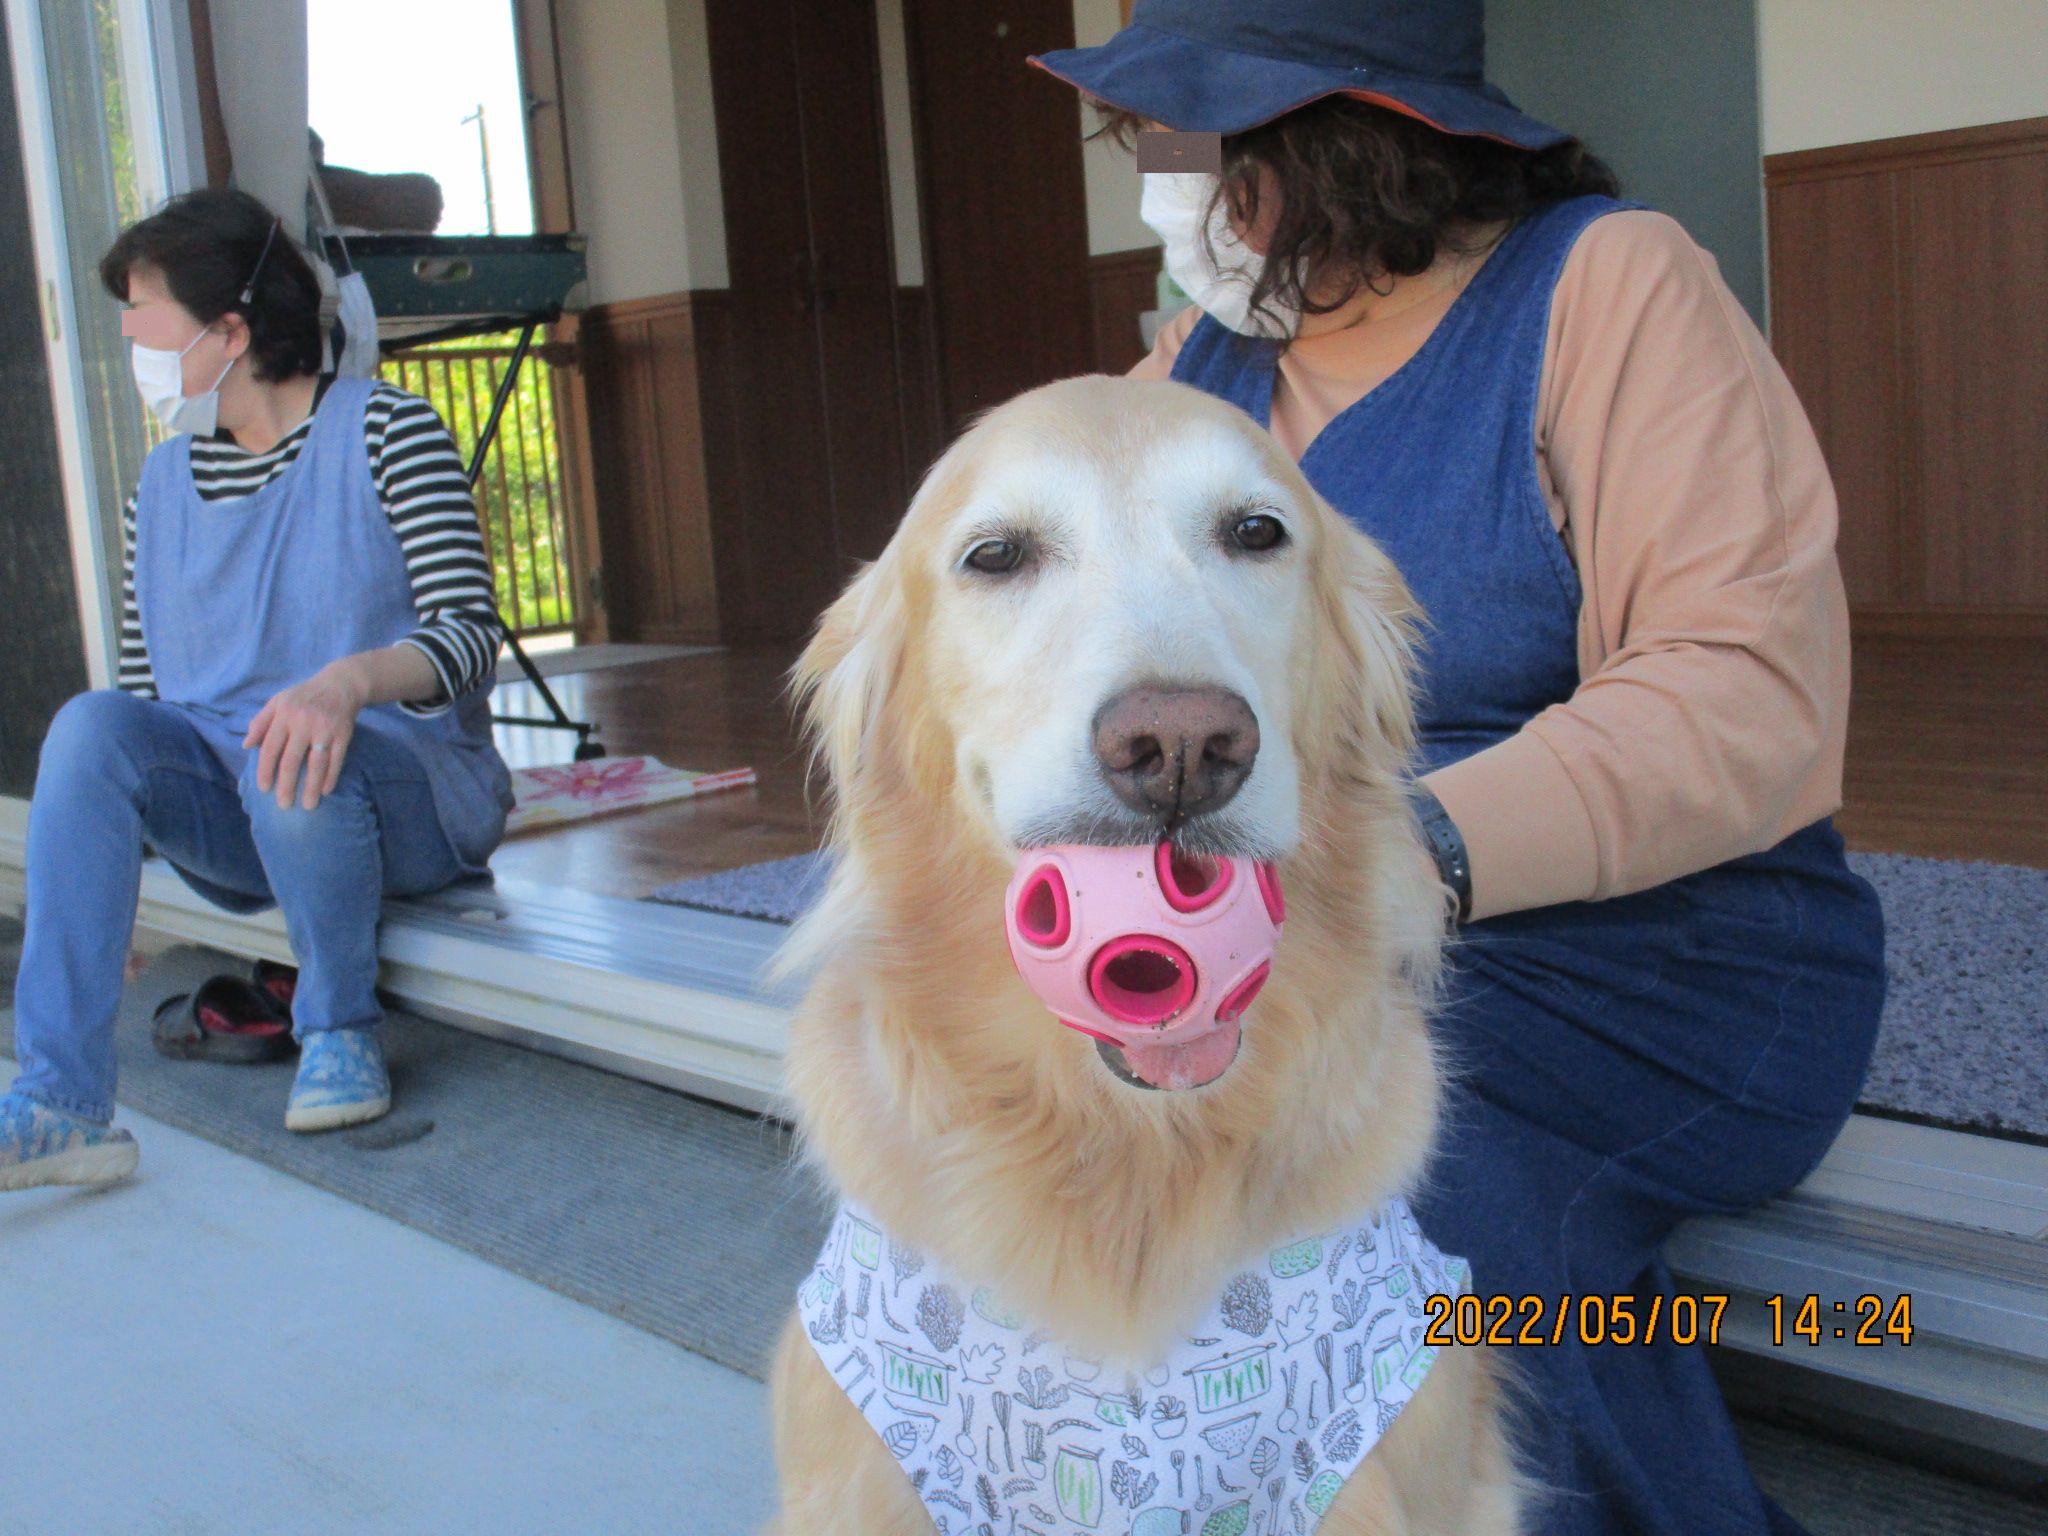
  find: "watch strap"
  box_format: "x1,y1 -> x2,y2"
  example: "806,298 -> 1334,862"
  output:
1413,786 -> 1473,924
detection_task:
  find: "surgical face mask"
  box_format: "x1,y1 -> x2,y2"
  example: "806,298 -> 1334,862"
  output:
1140,171 -> 1299,340
129,324 -> 235,437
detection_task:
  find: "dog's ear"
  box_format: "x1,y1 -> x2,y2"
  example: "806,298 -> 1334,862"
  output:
1316,515 -> 1425,784
788,553 -> 909,806
774,553 -> 916,988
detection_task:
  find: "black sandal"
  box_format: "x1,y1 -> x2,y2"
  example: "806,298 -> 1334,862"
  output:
151,974 -> 297,1063
252,958 -> 299,1018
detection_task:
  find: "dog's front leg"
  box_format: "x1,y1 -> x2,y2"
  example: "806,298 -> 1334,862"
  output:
764,1311 -> 936,1535
1317,1344 -> 1522,1535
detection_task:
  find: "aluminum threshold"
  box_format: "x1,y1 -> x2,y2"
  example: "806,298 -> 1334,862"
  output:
0,798 -> 799,1115
3,797 -> 2042,1458
1668,1117 -> 2048,1470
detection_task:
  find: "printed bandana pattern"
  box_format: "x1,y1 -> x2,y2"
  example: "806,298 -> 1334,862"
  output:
797,1197 -> 1471,1535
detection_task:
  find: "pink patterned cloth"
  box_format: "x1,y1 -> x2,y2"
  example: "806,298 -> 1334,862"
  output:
505,756 -> 754,835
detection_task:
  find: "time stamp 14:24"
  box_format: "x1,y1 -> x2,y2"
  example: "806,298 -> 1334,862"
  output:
1422,1292 -> 1915,1348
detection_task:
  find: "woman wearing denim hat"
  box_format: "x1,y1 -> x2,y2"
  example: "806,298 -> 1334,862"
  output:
1,188 -> 513,1187
1034,3 -> 1884,1534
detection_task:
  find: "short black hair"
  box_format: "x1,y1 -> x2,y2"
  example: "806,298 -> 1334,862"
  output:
100,188 -> 324,382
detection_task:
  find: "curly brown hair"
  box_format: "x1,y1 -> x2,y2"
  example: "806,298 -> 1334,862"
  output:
1089,94 -> 1620,334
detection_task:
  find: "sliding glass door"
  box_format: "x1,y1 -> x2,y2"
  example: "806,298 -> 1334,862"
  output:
6,0 -> 182,683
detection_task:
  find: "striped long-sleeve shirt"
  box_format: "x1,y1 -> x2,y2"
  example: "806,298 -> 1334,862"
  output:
117,378 -> 504,717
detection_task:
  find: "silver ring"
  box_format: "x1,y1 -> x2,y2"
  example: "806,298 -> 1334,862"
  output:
310,742 -> 331,753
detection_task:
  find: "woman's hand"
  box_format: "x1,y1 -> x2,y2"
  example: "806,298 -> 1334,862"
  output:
244,658 -> 372,810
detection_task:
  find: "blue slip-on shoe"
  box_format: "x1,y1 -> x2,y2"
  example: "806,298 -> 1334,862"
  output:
284,1027 -> 392,1134
0,1091 -> 139,1192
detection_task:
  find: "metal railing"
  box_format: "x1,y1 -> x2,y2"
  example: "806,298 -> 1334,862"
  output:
380,335 -> 579,638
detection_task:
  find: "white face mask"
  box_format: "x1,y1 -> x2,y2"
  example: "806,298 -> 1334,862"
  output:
130,325 -> 235,437
1140,171 -> 1299,340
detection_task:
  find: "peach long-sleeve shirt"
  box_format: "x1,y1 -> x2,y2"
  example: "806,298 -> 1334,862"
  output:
1130,210 -> 1852,921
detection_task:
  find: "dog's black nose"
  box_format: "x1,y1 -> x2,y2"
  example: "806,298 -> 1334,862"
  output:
1092,685 -> 1259,821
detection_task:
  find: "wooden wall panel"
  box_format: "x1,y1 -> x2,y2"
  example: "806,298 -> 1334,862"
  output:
1766,172 -> 1906,606
1766,116 -> 2048,625
1090,246 -> 1164,377
578,293 -> 721,644
1906,151 -> 2048,609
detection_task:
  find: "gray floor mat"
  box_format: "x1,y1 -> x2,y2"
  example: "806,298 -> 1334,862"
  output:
1847,852 -> 2047,1143
650,849 -> 2048,1142
1,937 -> 829,1381
1736,1416 -> 2047,1535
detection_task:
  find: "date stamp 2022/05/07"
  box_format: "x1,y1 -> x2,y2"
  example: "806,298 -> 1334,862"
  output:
1423,1292 -> 1916,1348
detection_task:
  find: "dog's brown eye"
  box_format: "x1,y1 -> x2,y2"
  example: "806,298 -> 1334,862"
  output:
965,538 -> 1025,575
1231,513 -> 1286,553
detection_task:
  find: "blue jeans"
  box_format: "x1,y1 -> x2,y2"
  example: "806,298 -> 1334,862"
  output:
1412,822 -> 1886,1536
10,690 -> 469,1124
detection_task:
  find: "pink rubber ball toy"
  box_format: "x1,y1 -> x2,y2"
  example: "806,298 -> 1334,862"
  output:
1003,841 -> 1285,1088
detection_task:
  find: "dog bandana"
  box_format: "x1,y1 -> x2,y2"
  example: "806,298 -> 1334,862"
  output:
797,1197 -> 1471,1535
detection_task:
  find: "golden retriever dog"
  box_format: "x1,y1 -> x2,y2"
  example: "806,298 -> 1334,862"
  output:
764,375 -> 1519,1535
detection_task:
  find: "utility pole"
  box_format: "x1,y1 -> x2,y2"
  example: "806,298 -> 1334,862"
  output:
461,103 -> 497,235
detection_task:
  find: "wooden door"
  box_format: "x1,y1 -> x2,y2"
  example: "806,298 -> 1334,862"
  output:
901,0 -> 1098,435
791,0 -> 914,568
702,0 -> 909,641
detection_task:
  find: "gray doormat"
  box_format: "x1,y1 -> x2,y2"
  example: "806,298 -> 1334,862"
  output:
0,937 -> 829,1382
650,849 -> 2048,1143
1733,1415 -> 2048,1536
1849,852 -> 2047,1145
650,852 -> 834,925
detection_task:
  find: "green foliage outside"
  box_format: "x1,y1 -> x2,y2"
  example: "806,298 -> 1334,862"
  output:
92,0 -> 143,229
381,336 -> 576,635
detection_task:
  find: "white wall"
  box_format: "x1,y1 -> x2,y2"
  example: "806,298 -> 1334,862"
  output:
1759,0 -> 2048,154
665,0 -> 730,290
555,0 -> 695,303
1072,0 -> 1155,257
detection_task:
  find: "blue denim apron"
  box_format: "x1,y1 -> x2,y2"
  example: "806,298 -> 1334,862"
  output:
133,375 -> 512,912
1171,196 -> 1886,1535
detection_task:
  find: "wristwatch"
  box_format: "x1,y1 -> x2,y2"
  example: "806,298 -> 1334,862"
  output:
1412,786 -> 1473,924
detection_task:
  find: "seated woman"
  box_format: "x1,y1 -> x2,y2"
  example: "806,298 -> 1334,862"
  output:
2,188 -> 513,1189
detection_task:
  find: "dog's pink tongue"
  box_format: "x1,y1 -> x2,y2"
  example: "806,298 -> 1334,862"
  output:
1117,1019 -> 1243,1090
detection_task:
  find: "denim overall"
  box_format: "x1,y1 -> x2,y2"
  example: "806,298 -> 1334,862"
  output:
132,375 -> 511,875
1171,196 -> 1886,1535
10,378 -> 511,1123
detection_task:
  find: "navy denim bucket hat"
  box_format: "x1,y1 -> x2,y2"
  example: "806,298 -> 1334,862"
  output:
1028,0 -> 1572,150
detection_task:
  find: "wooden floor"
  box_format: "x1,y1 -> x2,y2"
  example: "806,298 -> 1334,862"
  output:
487,633 -> 2047,901
1837,634 -> 2048,869
489,645 -> 820,900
